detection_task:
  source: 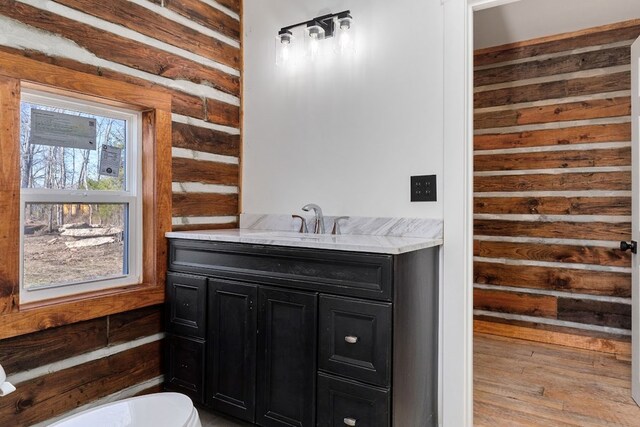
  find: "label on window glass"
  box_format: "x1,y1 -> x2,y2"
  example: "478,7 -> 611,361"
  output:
99,145 -> 122,177
30,109 -> 97,150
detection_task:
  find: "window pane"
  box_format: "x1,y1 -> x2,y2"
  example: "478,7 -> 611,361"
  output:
23,203 -> 128,289
20,102 -> 127,191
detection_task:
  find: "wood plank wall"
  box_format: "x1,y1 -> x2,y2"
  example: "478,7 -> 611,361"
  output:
0,0 -> 241,424
473,20 -> 640,355
0,306 -> 164,426
0,0 -> 242,231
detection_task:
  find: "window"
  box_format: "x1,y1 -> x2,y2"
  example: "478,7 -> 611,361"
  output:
19,89 -> 142,303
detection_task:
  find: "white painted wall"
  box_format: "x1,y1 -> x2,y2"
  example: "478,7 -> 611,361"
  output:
475,0 -> 640,49
242,0 -> 444,218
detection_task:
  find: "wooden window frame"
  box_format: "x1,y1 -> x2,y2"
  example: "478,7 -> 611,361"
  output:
0,51 -> 172,340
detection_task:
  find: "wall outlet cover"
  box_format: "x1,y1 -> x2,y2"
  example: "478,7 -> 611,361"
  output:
411,175 -> 437,202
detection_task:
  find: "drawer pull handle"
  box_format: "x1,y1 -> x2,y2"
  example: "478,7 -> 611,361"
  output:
345,336 -> 359,344
343,417 -> 357,426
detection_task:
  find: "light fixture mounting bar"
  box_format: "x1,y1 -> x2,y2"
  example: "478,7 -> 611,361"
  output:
279,10 -> 351,39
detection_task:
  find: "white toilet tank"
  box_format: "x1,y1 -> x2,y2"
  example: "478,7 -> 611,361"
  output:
49,393 -> 201,427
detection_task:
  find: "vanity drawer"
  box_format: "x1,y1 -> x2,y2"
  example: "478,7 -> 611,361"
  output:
165,335 -> 206,404
169,240 -> 393,301
317,373 -> 390,427
166,272 -> 207,339
319,295 -> 392,387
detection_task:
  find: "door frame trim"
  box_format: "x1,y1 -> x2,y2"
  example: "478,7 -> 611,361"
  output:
441,0 -> 522,425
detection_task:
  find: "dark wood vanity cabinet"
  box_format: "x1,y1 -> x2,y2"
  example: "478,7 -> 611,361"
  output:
165,272 -> 207,403
165,239 -> 439,427
207,279 -> 257,421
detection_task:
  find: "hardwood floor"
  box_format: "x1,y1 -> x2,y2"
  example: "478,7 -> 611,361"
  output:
475,333 -> 640,426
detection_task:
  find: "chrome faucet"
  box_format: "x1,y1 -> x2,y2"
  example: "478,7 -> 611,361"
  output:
291,215 -> 308,233
331,216 -> 350,235
302,203 -> 325,234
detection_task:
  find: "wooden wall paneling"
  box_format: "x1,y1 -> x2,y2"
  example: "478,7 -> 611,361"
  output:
474,240 -> 631,268
0,1 -> 240,95
474,72 -> 631,109
474,288 -> 558,318
0,54 -> 171,111
474,97 -> 631,130
556,298 -> 631,329
0,76 -> 19,315
473,19 -> 636,346
474,196 -> 631,216
172,121 -> 240,157
0,45 -> 209,119
0,0 -> 242,421
172,193 -> 239,217
474,262 -> 631,297
206,97 -> 241,128
172,157 -> 239,186
474,219 -> 631,241
475,171 -> 631,192
0,286 -> 165,340
53,0 -> 241,62
474,147 -> 631,171
0,317 -> 107,373
134,384 -> 164,397
475,46 -> 631,87
214,0 -> 241,14
0,341 -> 162,426
474,317 -> 631,356
108,305 -> 163,345
474,122 -> 631,151
474,20 -> 640,67
171,222 -> 239,232
163,0 -> 240,40
171,93 -> 207,120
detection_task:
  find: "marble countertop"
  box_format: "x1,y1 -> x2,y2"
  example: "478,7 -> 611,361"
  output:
165,229 -> 442,255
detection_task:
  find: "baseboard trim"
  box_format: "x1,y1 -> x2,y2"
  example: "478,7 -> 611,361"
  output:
474,318 -> 631,357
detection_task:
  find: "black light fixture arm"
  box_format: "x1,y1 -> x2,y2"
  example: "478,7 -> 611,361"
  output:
279,10 -> 351,39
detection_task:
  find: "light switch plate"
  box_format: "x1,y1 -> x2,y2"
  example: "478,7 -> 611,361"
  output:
411,175 -> 437,202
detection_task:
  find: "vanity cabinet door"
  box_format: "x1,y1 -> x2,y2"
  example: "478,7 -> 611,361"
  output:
256,287 -> 318,427
166,272 -> 207,339
207,279 -> 258,423
165,335 -> 206,404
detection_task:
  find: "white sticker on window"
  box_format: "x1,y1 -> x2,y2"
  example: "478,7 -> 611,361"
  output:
30,109 -> 97,150
99,145 -> 122,177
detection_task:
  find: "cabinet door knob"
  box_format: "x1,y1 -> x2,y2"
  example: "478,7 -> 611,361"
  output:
343,417 -> 357,426
344,336 -> 359,344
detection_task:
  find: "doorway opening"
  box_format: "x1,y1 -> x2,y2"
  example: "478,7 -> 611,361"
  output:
471,1 -> 640,424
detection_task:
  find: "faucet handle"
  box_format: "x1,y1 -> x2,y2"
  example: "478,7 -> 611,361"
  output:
331,216 -> 350,235
292,215 -> 308,233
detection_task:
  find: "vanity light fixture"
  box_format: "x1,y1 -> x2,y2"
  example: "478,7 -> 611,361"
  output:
275,10 -> 355,66
275,29 -> 294,66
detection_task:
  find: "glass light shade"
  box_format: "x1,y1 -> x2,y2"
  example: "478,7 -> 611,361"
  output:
334,16 -> 355,56
305,24 -> 326,61
275,31 -> 295,67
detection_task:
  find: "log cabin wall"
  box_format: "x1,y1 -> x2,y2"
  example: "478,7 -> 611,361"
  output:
473,19 -> 640,355
0,0 -> 241,425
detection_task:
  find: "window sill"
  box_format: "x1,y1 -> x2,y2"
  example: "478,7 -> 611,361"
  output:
2,284 -> 165,340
